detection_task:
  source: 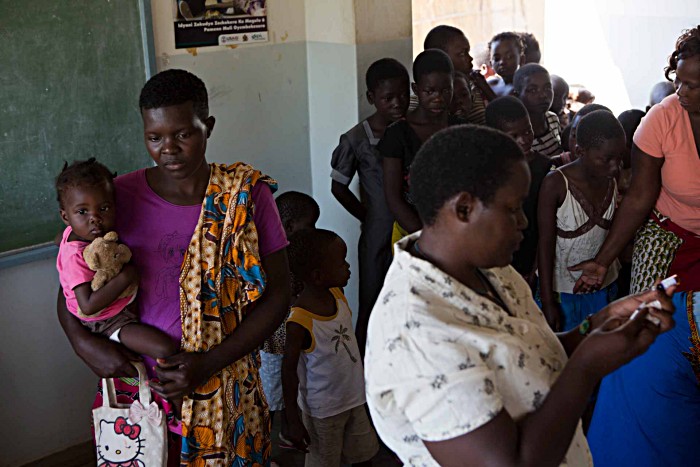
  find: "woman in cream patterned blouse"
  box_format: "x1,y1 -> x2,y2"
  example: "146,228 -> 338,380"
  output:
365,125 -> 676,467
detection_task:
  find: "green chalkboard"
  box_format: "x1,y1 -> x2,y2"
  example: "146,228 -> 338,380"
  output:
0,0 -> 152,255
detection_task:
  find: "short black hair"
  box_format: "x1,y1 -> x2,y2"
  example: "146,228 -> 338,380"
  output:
424,25 -> 466,51
410,125 -> 525,225
561,124 -> 571,151
550,75 -> 570,114
649,81 -> 675,107
571,103 -> 612,127
617,109 -> 645,144
665,26 -> 700,80
275,191 -> 320,226
453,70 -> 470,84
413,49 -> 454,84
512,63 -> 550,94
519,32 -> 541,64
453,71 -> 471,95
576,110 -> 625,150
365,58 -> 409,92
287,228 -> 340,280
485,96 -> 529,130
488,32 -> 525,54
55,158 -> 115,208
139,69 -> 209,121
551,75 -> 569,95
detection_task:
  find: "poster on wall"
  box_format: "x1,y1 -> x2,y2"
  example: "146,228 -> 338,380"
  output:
174,1 -> 268,49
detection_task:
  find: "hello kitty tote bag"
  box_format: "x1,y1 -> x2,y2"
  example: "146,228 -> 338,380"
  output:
93,362 -> 168,467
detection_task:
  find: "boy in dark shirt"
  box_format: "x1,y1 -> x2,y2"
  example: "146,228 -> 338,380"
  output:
330,58 -> 409,355
486,96 -> 552,288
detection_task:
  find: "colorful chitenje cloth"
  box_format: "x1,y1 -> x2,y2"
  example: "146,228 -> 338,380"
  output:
92,163 -> 277,466
630,210 -> 700,294
178,163 -> 277,466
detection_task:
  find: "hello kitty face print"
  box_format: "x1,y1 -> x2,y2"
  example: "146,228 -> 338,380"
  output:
96,417 -> 145,467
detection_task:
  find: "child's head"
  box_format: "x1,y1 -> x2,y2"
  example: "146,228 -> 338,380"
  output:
365,58 -> 410,122
56,158 -> 116,241
488,32 -> 524,84
449,71 -> 473,118
424,25 -> 472,74
560,124 -> 571,152
568,103 -> 611,152
485,96 -> 534,157
519,32 -> 541,65
550,74 -> 570,116
648,81 -> 675,109
138,69 -> 215,177
410,125 -> 528,268
512,64 -> 553,116
617,109 -> 645,168
275,191 -> 320,237
412,49 -> 454,114
575,110 -> 626,179
288,229 -> 350,288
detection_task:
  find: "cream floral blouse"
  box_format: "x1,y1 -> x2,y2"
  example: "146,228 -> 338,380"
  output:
365,233 -> 592,467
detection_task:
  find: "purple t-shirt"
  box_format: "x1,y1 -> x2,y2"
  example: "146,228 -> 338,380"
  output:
114,168 -> 287,374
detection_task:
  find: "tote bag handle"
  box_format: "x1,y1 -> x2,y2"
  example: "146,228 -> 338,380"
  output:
101,361 -> 151,408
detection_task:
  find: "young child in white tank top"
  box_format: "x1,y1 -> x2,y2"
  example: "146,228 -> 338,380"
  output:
282,229 -> 379,466
538,110 -> 626,331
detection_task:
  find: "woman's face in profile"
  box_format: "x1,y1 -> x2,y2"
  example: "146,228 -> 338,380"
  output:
465,160 -> 530,268
675,55 -> 700,113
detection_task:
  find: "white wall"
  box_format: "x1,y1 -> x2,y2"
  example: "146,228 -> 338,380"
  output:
0,256 -> 97,466
543,0 -> 700,114
304,0 -> 362,314
151,0 -> 314,194
411,0 -> 545,66
355,0 -> 413,120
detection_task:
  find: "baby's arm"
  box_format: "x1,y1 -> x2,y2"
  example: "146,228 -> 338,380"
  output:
118,321 -> 179,359
73,263 -> 138,316
282,321 -> 311,452
57,288 -> 140,378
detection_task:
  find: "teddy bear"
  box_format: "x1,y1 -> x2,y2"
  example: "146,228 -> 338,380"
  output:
83,231 -> 138,299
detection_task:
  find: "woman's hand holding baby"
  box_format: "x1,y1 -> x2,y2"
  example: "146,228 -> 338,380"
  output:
150,352 -> 212,399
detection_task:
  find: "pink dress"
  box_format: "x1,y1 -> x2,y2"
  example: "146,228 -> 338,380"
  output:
57,226 -> 134,321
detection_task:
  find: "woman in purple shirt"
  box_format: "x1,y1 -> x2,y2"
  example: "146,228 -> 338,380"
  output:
57,69 -> 290,466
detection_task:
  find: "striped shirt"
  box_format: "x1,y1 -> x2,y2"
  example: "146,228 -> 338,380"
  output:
464,80 -> 486,125
532,111 -> 562,157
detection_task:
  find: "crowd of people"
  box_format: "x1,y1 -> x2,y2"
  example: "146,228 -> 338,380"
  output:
54,23 -> 700,467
